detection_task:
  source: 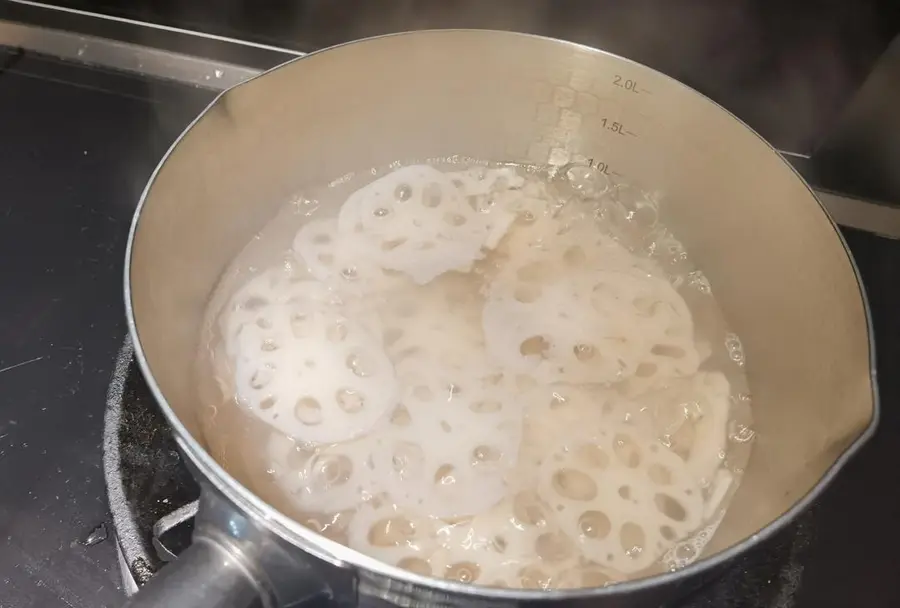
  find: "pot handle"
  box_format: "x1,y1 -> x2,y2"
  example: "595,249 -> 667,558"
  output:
121,484 -> 350,608
121,536 -> 264,608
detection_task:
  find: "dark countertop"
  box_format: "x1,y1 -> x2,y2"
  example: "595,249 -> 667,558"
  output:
1,46 -> 899,608
0,49 -> 213,608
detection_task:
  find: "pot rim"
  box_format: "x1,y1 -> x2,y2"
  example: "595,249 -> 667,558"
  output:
124,28 -> 880,600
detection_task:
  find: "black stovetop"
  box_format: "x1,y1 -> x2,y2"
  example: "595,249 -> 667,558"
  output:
2,43 -> 900,608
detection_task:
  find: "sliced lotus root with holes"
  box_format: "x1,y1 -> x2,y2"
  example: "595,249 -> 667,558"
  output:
292,217 -> 407,295
482,270 -> 631,384
368,361 -> 523,519
519,385 -> 619,474
445,166 -> 523,249
483,262 -> 699,385
336,165 -> 518,284
222,274 -> 397,444
446,166 -> 525,197
347,502 -> 439,571
221,269 -> 335,349
429,493 -> 577,587
265,431 -> 380,512
616,371 -> 733,486
536,424 -> 704,575
376,275 -> 485,368
493,199 -> 665,287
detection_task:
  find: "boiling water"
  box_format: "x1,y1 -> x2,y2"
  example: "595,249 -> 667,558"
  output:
195,160 -> 754,589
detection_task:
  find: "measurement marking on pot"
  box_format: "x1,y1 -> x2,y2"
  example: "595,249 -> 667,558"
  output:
612,75 -> 650,95
585,159 -> 622,177
599,118 -> 636,137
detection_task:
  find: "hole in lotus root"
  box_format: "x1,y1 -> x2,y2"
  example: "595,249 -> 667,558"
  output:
513,491 -> 548,527
651,344 -> 686,358
551,468 -> 598,501
520,335 -> 550,357
382,238 -> 407,252
573,343 -> 596,362
619,522 -> 646,559
578,510 -> 611,540
315,454 -> 353,487
660,525 -> 677,541
345,353 -> 374,377
618,486 -> 632,500
613,433 -> 642,468
574,444 -> 609,470
434,464 -> 456,485
398,557 -> 430,576
391,442 -> 423,477
260,338 -> 279,352
295,397 -> 323,425
654,494 -> 688,522
259,396 -> 277,410
514,284 -> 542,303
519,566 -> 551,590
443,213 -> 467,227
536,531 -> 574,563
340,266 -> 359,281
242,296 -> 268,311
635,362 -> 658,378
394,183 -> 413,201
445,561 -> 480,583
367,516 -> 416,547
580,566 -> 612,587
249,369 -> 271,390
255,317 -> 272,329
470,399 -> 502,414
336,388 -> 364,413
390,404 -> 411,427
472,445 -> 502,465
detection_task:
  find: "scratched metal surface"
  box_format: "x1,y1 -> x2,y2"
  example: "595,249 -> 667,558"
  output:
0,49 -> 213,607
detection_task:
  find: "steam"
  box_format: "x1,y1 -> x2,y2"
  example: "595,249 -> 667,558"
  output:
137,0 -> 888,157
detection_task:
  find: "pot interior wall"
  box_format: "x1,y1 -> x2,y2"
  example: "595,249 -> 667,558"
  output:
128,30 -> 874,565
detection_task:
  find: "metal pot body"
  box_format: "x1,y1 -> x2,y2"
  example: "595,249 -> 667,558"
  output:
124,30 -> 878,607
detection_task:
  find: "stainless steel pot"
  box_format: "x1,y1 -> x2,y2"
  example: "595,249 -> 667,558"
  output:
123,30 -> 878,608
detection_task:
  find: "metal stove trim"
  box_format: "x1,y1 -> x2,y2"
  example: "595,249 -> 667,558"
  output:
5,0 -> 305,57
0,18 -> 265,90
